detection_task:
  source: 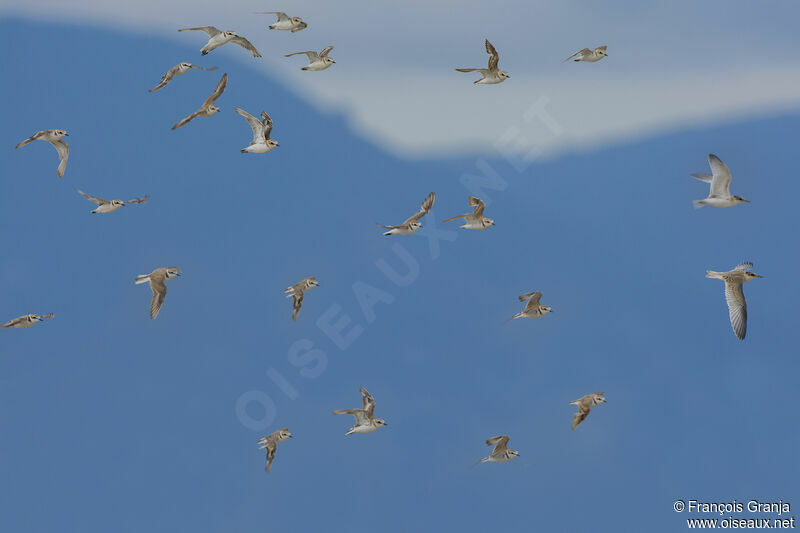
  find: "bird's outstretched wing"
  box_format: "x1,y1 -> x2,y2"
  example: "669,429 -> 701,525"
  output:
319,46 -> 334,58
523,292 -> 543,312
178,26 -> 221,37
203,73 -> 228,107
725,283 -> 748,340
150,64 -> 180,92
231,36 -> 262,57
77,189 -> 106,205
707,154 -> 732,198
172,111 -> 200,130
15,131 -> 46,149
52,140 -> 69,178
360,387 -> 376,418
125,195 -> 150,205
285,51 -> 320,61
292,293 -> 304,321
563,48 -> 590,62
149,280 -> 167,319
332,408 -> 369,425
469,196 -> 485,217
236,108 -> 267,143
403,192 -> 436,224
485,40 -> 499,71
572,411 -> 589,430
261,111 -> 274,140
257,11 -> 289,21
486,435 -> 510,454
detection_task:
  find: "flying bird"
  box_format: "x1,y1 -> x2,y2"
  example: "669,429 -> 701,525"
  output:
691,154 -> 749,208
563,46 -> 608,63
456,39 -> 509,84
570,392 -> 606,430
135,267 -> 182,320
442,196 -> 494,230
149,62 -> 218,92
285,46 -> 335,71
474,435 -> 519,465
0,313 -> 54,329
706,262 -> 763,340
171,73 -> 228,130
15,129 -> 69,178
508,291 -> 552,321
377,192 -> 436,235
77,190 -> 149,214
177,27 -> 261,57
285,276 -> 319,321
236,108 -> 279,154
332,387 -> 387,435
257,427 -> 293,473
257,11 -> 307,32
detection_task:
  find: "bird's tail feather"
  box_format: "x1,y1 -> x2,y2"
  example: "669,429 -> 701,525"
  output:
135,275 -> 150,285
692,200 -> 705,209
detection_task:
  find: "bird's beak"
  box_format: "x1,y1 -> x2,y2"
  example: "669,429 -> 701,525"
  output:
755,274 -> 764,278
65,133 -> 70,136
742,199 -> 750,203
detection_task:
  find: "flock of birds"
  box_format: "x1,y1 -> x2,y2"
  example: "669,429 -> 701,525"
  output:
6,11 -> 763,473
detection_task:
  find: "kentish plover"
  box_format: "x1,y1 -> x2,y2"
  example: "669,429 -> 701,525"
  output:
570,392 -> 606,430
442,196 -> 494,230
149,62 -> 218,93
178,27 -> 261,57
563,46 -> 608,63
456,40 -> 509,84
285,46 -> 335,71
77,189 -> 149,214
285,276 -> 319,321
257,427 -> 293,472
474,435 -> 519,465
706,262 -> 762,340
236,108 -> 279,154
508,291 -> 552,321
257,12 -> 307,32
135,267 -> 182,320
0,314 -> 55,329
332,387 -> 387,435
171,73 -> 228,130
15,130 -> 69,178
377,192 -> 436,236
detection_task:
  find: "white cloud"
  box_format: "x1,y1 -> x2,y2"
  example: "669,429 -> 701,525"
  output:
299,68 -> 800,158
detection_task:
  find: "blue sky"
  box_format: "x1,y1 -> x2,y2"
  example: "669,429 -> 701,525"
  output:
1,11 -> 799,533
